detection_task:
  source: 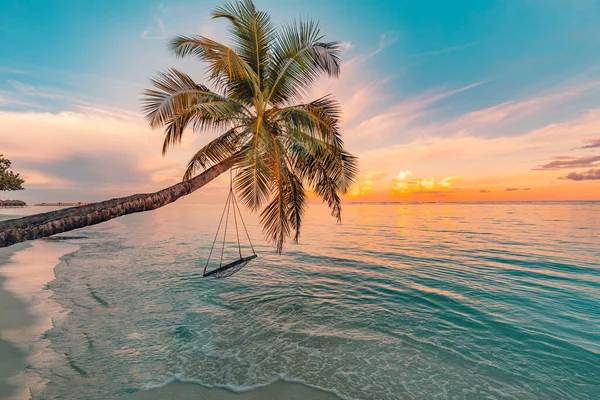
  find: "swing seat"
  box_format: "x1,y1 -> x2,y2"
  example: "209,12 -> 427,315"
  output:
203,170 -> 257,279
203,254 -> 257,278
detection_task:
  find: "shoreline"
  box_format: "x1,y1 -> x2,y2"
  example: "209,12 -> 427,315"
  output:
0,241 -> 32,400
122,377 -> 345,400
0,230 -> 342,400
0,205 -> 343,400
0,238 -> 79,399
0,242 -> 344,400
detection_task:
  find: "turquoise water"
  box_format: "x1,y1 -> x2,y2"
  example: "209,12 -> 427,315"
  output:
21,203 -> 600,398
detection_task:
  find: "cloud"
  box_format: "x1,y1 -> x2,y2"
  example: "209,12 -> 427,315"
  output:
434,79 -> 600,135
395,170 -> 413,180
560,169 -> 600,180
141,17 -> 166,39
1,72 -> 145,113
505,188 -> 519,191
339,41 -> 354,50
1,79 -> 93,110
346,80 -> 488,147
0,91 -> 36,108
360,108 -> 600,163
0,107 -> 221,202
533,155 -> 600,170
408,40 -> 481,58
348,170 -> 387,197
18,169 -> 74,189
374,31 -> 400,55
577,138 -> 600,149
0,67 -> 25,74
332,49 -> 600,166
479,189 -> 491,193
390,171 -> 458,196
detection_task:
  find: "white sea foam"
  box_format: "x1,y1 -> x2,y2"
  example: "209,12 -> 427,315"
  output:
142,374 -> 354,399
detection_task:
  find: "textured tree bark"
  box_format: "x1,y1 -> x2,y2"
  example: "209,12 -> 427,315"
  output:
0,157 -> 235,248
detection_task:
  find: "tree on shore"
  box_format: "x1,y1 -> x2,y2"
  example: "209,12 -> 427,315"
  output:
0,0 -> 357,250
0,155 -> 25,191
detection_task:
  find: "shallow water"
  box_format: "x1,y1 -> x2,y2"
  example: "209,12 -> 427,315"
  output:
3,202 -> 600,399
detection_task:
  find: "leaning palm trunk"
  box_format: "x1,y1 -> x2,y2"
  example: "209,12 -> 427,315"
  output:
0,157 -> 235,248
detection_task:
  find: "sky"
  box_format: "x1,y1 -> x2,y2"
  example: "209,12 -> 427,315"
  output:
1,0 -> 600,204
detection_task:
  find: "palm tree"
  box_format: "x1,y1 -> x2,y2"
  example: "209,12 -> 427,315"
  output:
0,0 -> 357,250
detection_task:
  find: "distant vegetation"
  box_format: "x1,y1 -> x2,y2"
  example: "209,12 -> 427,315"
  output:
0,155 -> 25,191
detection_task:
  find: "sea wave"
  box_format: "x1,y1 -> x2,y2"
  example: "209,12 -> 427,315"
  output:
4,203 -> 599,400
140,374 -> 353,399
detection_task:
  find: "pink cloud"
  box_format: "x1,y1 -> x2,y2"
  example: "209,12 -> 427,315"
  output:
561,169 -> 600,180
533,155 -> 600,170
0,108 -> 232,200
577,138 -> 600,149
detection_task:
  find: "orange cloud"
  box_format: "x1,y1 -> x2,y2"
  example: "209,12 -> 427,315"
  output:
348,170 -> 387,197
18,169 -> 73,189
390,171 -> 458,196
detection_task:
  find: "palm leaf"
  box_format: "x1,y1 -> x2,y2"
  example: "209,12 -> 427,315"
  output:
234,128 -> 273,210
142,68 -> 249,154
259,135 -> 306,252
274,95 -> 343,147
183,126 -> 250,180
265,19 -> 341,105
285,138 -> 355,221
212,0 -> 275,90
169,35 -> 260,102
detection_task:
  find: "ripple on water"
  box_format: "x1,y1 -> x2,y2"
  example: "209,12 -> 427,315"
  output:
21,202 -> 600,400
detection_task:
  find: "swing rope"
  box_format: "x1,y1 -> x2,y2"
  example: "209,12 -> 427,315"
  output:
203,169 -> 257,278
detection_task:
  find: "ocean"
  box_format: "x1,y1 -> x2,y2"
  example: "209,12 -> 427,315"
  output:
0,202 -> 599,399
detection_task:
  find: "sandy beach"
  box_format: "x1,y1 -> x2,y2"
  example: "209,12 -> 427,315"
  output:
0,211 -> 78,400
0,242 -> 32,399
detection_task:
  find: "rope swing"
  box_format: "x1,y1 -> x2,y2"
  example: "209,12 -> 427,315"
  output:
203,170 -> 257,278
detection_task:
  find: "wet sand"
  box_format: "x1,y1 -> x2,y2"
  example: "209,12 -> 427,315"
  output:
0,236 -> 78,400
0,242 -> 32,400
123,379 -> 342,400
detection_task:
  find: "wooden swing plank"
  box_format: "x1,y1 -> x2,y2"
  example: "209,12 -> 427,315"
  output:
203,254 -> 257,277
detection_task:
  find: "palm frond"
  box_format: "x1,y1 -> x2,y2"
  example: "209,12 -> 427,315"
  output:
142,68 -> 249,154
259,135 -> 306,252
287,165 -> 306,243
142,68 -> 217,127
274,95 -> 343,147
183,126 -> 250,180
212,0 -> 275,91
169,35 -> 259,102
265,19 -> 341,105
234,130 -> 273,210
286,137 -> 356,221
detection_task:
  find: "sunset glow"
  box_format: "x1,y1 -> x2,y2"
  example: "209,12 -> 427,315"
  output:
1,0 -> 599,203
